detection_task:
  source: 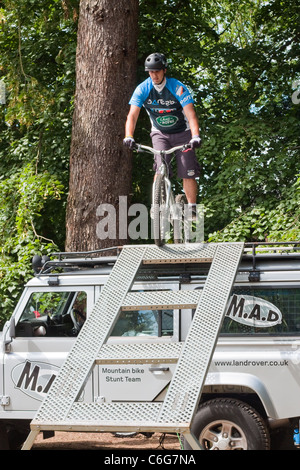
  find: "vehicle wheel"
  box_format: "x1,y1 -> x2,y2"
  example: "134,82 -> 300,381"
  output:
183,398 -> 270,450
153,174 -> 168,246
0,423 -> 9,449
7,428 -> 29,450
174,194 -> 188,243
0,421 -> 31,450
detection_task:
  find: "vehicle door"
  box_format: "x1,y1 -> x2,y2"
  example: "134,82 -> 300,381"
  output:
98,281 -> 180,402
3,285 -> 94,415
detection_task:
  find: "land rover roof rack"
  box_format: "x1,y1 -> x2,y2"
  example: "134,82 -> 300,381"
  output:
51,246 -> 122,259
32,241 -> 300,276
242,241 -> 300,280
244,241 -> 300,253
32,246 -> 121,274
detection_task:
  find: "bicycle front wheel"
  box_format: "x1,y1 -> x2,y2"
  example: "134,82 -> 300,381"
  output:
153,174 -> 168,246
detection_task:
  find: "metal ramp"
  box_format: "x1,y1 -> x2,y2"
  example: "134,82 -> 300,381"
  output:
22,242 -> 244,450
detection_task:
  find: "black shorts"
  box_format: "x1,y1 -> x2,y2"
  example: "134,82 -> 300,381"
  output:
150,129 -> 200,179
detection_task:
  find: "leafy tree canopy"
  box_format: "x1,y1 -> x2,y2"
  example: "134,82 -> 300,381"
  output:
0,0 -> 77,323
0,0 -> 299,325
136,0 -> 300,241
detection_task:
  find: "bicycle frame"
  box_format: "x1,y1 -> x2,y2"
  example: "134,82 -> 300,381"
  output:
153,160 -> 172,217
135,143 -> 191,244
135,143 -> 190,221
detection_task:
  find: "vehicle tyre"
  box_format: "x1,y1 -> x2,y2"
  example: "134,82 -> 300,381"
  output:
7,427 -> 29,450
183,398 -> 270,450
153,174 -> 168,246
0,421 -> 31,450
0,422 -> 9,449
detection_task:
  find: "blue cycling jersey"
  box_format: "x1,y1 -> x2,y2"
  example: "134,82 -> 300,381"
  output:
129,77 -> 194,134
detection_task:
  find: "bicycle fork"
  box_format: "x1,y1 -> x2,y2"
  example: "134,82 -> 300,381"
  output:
151,174 -> 181,222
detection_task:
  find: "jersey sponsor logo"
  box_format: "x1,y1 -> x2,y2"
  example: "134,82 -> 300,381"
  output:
151,108 -> 176,114
156,115 -> 179,127
180,94 -> 192,104
225,294 -> 282,328
147,98 -> 176,106
176,85 -> 185,96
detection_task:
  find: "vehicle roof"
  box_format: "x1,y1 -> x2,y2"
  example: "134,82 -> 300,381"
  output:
26,249 -> 300,287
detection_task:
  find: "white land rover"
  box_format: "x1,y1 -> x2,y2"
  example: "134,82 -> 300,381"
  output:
1,242 -> 300,450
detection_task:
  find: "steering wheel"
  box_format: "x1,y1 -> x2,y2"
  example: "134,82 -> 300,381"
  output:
70,308 -> 85,333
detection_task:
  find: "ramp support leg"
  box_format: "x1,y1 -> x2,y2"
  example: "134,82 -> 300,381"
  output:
182,431 -> 204,450
21,430 -> 40,450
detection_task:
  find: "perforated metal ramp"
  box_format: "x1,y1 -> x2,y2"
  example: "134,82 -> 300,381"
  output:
22,242 -> 244,450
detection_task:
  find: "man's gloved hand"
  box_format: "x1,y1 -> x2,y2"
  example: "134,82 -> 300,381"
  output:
123,136 -> 135,149
189,135 -> 201,149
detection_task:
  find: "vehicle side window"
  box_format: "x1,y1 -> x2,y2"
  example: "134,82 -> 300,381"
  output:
111,309 -> 173,337
221,287 -> 300,336
15,291 -> 87,337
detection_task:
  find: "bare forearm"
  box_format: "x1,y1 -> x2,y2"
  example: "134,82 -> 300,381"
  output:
184,103 -> 200,136
125,105 -> 140,137
189,116 -> 200,137
125,116 -> 136,137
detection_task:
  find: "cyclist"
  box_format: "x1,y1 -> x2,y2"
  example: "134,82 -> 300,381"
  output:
123,53 -> 201,219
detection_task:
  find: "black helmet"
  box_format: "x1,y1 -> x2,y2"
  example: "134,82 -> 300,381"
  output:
144,53 -> 167,71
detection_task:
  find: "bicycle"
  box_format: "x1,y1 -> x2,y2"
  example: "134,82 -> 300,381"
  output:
134,143 -> 193,246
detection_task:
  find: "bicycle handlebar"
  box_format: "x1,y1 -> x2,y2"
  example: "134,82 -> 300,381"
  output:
134,143 -> 191,154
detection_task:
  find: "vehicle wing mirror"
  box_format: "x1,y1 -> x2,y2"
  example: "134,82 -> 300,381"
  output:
9,318 -> 16,339
5,318 -> 16,346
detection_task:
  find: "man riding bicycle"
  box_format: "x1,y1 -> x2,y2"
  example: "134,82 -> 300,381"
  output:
123,53 -> 201,220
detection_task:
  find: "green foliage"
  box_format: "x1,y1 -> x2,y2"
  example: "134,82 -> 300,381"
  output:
0,0 -> 299,326
0,0 -> 77,326
0,0 -> 77,177
137,0 -> 300,240
0,163 -> 64,326
208,176 -> 300,242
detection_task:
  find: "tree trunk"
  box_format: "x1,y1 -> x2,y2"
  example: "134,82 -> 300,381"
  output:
65,0 -> 139,252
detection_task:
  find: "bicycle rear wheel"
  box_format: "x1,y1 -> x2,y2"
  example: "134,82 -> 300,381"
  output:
173,194 -> 187,243
173,194 -> 193,243
153,174 -> 168,246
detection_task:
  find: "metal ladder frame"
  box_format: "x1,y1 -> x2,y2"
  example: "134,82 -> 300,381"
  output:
22,242 -> 244,450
